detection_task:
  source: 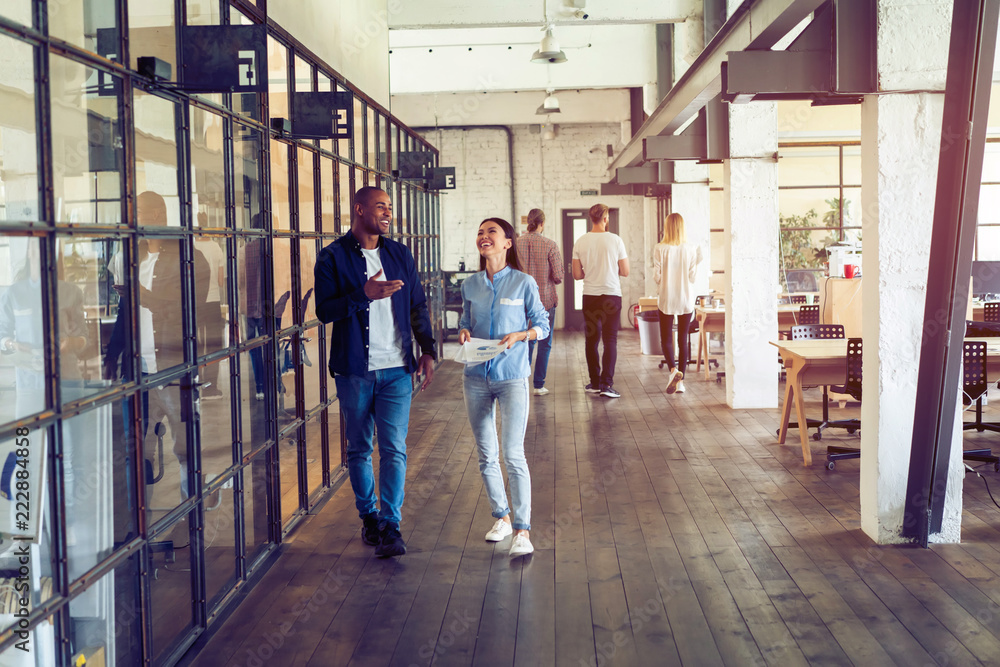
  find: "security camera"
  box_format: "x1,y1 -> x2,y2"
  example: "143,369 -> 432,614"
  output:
573,9 -> 589,19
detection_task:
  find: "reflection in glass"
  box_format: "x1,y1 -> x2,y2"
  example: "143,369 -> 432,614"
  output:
234,126 -> 262,229
195,236 -> 228,365
49,0 -> 119,56
135,93 -> 180,226
327,399 -> 343,476
304,417 -> 323,497
0,237 -> 47,423
302,326 -> 321,412
354,98 -> 365,165
148,512 -> 193,664
367,107 -> 378,169
203,480 -> 237,612
50,55 -> 123,225
335,84 -> 352,158
268,36 -> 288,120
278,426 -> 299,525
277,332 -> 299,420
0,35 -> 39,223
199,358 -> 234,481
142,374 -> 191,527
192,108 -> 226,228
128,0 -> 176,73
0,1 -> 31,25
236,236 -> 267,346
320,158 -> 335,234
271,139 -> 290,231
244,453 -> 269,564
68,552 -> 142,666
300,239 -> 317,324
298,147 -> 316,232
273,237 -> 293,330
239,350 -> 269,454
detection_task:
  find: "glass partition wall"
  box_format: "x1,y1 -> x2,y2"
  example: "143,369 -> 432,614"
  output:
0,3 -> 441,665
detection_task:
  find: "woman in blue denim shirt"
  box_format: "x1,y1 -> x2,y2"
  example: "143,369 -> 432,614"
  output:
459,218 -> 550,557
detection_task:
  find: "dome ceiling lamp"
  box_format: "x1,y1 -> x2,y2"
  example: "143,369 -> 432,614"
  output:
531,25 -> 567,64
536,89 -> 561,114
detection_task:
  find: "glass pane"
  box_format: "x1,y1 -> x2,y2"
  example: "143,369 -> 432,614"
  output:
0,1 -> 30,25
843,146 -> 861,186
51,0 -> 119,58
135,94 -> 180,226
777,146 -> 839,187
294,56 -> 312,93
231,8 -> 260,120
268,36 -> 288,121
195,235 -> 228,359
979,184 -> 1000,225
779,228 -> 833,273
56,236 -> 117,404
982,143 -> 1000,183
236,236 -> 267,344
0,237 -> 47,423
339,162 -> 352,231
842,187 -> 862,231
148,511 -> 194,663
278,334 -> 298,419
304,416 -> 322,497
64,400 -> 135,581
199,359 -> 234,478
204,475 -> 238,611
271,140 -> 290,231
300,239 -> 316,323
327,400 -> 343,476
278,427 -> 299,524
128,0 -> 175,74
0,35 -> 39,223
354,98 -> 365,164
192,108 -> 226,228
142,375 -> 191,524
303,326 -> 321,412
138,238 -> 185,372
778,188 -> 841,228
50,55 -> 124,225
244,453 -> 269,564
367,107 -> 377,169
335,84 -> 351,158
318,76 -> 333,153
273,237 -> 293,329
234,125 -> 262,230
320,158 -> 335,234
978,226 -> 1000,261
68,552 -> 142,666
239,350 -> 268,453
298,147 -> 315,232
187,0 -> 223,108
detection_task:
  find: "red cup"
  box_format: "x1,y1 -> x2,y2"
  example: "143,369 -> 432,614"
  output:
844,264 -> 856,279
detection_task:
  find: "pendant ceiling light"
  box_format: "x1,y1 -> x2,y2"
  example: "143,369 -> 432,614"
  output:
530,26 -> 567,64
536,90 -> 561,114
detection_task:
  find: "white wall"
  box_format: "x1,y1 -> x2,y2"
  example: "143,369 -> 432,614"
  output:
388,0 -> 698,28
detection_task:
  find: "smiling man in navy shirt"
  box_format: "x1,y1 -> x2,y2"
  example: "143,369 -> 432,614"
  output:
315,186 -> 436,558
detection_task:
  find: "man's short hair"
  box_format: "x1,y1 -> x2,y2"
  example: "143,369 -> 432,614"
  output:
354,186 -> 386,212
588,203 -> 609,224
526,208 -> 545,232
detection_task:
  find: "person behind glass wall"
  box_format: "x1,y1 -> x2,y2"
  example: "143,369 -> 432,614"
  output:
134,191 -> 209,507
195,213 -> 227,399
314,186 -> 436,558
515,208 -> 563,396
571,203 -> 629,398
458,217 -> 549,557
239,214 -> 266,400
653,212 -> 703,395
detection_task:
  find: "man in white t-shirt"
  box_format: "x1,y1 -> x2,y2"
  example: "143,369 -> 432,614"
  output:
571,203 -> 629,398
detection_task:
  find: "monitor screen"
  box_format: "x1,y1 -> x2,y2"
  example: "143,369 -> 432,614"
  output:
971,261 -> 1000,296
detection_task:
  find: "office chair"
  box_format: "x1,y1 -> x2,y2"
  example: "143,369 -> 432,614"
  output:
985,302 -> 1000,323
961,341 -> 1000,471
790,294 -> 808,304
798,304 -> 820,325
780,325 -> 849,441
826,337 -> 862,469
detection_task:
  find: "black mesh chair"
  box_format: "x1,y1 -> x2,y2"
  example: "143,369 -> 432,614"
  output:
798,304 -> 820,324
986,302 -> 1000,323
780,325 -> 850,442
962,341 -> 1000,470
826,338 -> 863,469
790,294 -> 808,304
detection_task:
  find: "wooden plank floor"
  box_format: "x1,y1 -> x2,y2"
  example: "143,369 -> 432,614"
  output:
187,330 -> 1000,667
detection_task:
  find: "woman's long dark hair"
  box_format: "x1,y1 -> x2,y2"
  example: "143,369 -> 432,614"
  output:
478,217 -> 521,272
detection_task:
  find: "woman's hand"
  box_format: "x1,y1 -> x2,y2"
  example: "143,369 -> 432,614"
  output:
458,329 -> 471,344
498,330 -> 529,349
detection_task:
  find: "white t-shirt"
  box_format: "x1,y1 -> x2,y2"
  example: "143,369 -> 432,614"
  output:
195,238 -> 226,303
361,248 -> 406,371
572,231 -> 628,297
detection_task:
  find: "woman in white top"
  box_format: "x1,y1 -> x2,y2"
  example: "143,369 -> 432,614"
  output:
652,212 -> 703,394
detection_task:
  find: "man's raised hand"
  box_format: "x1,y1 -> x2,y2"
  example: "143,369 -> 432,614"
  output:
364,268 -> 404,300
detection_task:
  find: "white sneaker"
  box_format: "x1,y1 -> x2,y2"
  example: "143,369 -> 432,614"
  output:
533,387 -> 549,396
665,369 -> 684,394
485,518 -> 513,542
509,533 -> 534,557
676,381 -> 686,393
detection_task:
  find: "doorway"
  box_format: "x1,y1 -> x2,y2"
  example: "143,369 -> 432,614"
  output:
561,207 -> 619,330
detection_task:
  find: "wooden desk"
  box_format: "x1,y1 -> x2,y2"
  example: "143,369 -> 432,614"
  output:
771,337 -> 1000,466
694,305 -> 803,380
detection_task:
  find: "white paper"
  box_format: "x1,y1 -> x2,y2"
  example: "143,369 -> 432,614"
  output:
453,337 -> 507,365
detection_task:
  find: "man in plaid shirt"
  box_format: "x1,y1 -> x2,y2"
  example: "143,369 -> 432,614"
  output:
515,209 -> 563,395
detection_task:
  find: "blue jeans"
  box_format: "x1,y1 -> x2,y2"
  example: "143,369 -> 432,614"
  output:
335,366 -> 412,526
247,316 -> 266,394
527,307 -> 556,389
463,375 -> 531,530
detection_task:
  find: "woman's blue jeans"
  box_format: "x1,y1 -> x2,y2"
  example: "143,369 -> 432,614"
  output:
463,375 -> 531,531
335,366 -> 412,527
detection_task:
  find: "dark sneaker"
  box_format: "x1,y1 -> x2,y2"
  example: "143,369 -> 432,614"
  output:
600,386 -> 621,398
375,523 -> 407,558
361,513 -> 380,546
585,383 -> 601,394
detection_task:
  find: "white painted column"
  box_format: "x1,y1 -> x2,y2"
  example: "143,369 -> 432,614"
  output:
723,102 -> 779,409
672,161 -> 711,299
860,0 -> 963,544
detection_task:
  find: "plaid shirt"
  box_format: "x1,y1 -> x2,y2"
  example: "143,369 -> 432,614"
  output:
516,231 -> 563,310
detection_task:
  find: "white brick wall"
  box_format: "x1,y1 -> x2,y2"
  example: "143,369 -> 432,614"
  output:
419,123 -> 647,328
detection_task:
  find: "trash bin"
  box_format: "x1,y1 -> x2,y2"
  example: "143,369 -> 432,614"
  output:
637,310 -> 662,356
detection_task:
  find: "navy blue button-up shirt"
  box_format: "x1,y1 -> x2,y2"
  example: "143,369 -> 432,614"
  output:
315,231 -> 437,378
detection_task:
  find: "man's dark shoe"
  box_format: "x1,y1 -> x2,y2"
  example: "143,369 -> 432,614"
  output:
361,513 -> 380,546
375,523 -> 407,558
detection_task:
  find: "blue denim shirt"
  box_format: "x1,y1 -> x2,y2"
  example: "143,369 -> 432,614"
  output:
459,266 -> 550,381
315,231 -> 437,378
